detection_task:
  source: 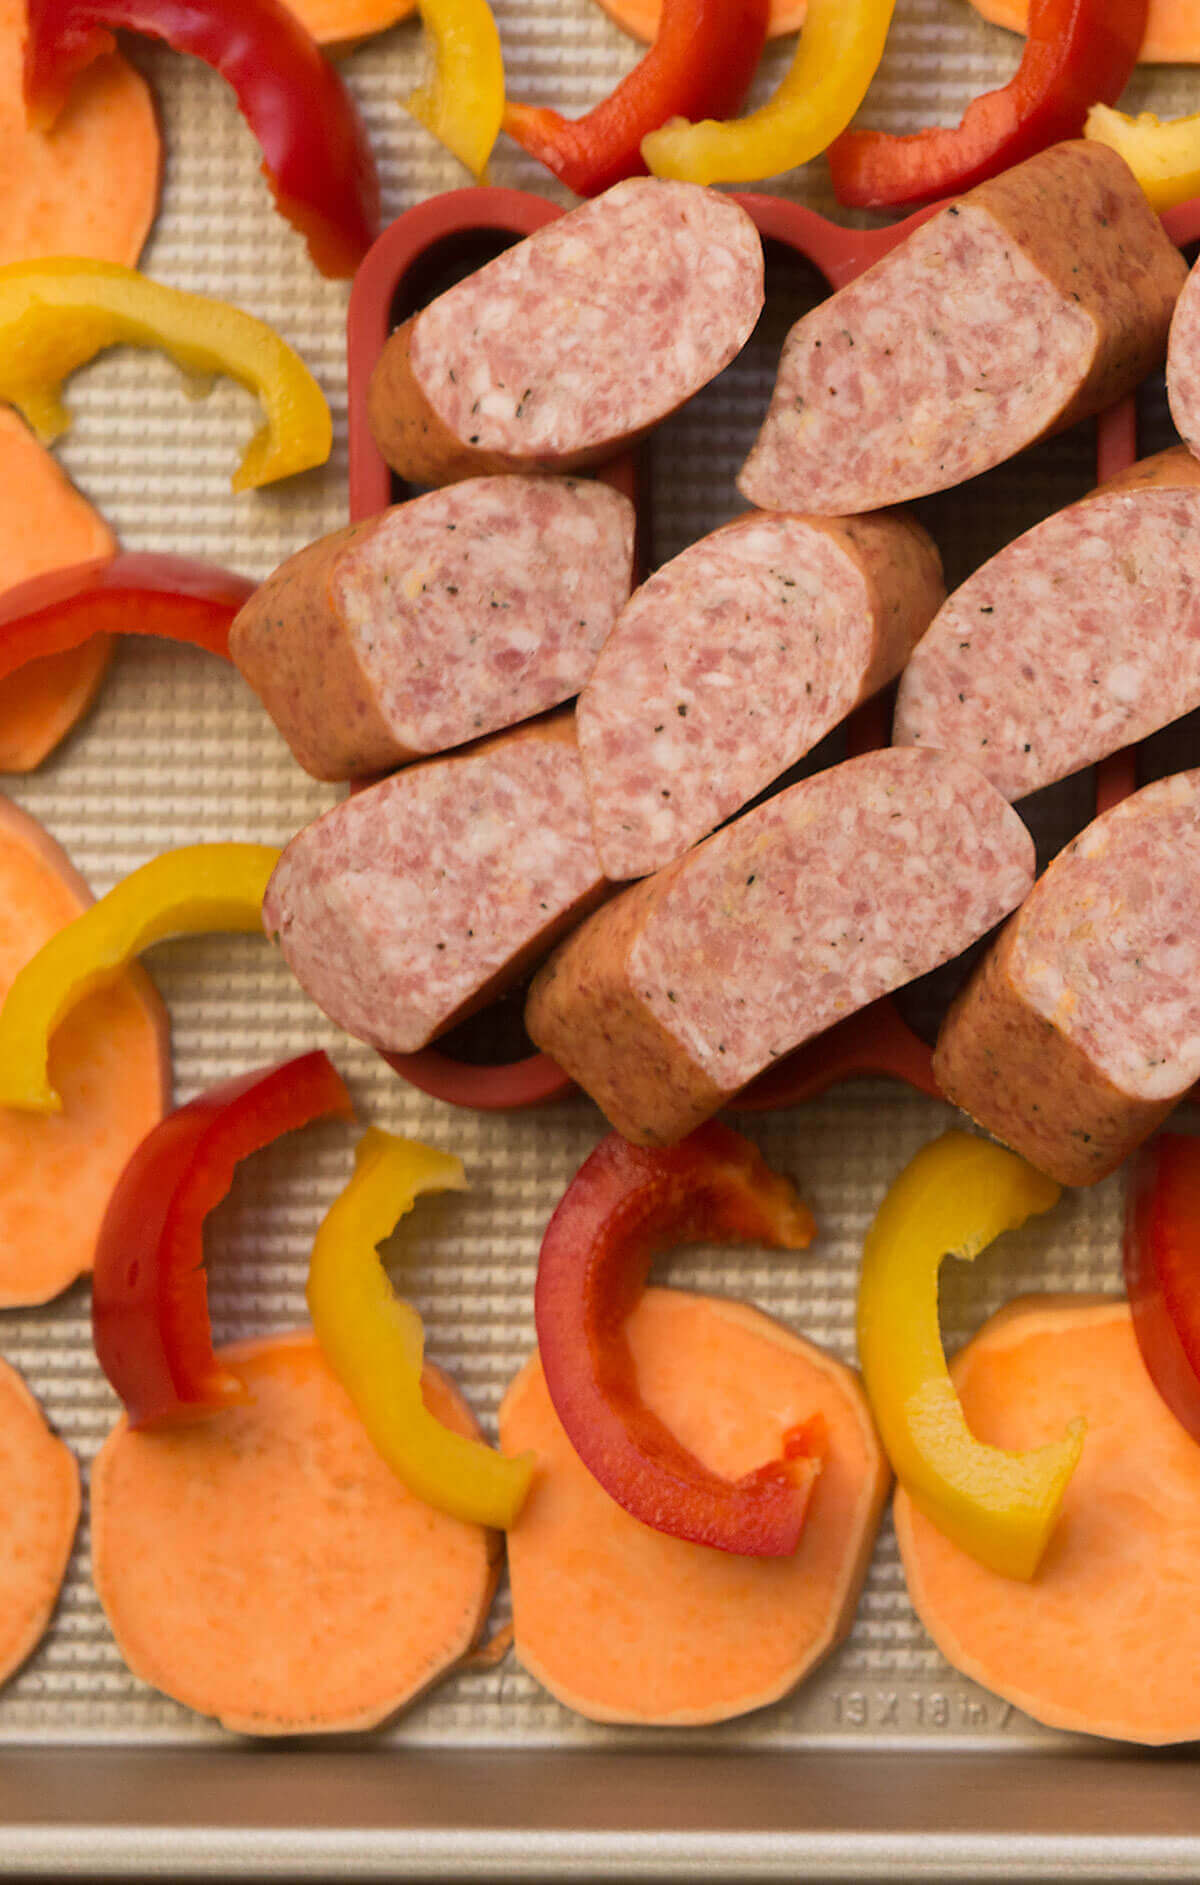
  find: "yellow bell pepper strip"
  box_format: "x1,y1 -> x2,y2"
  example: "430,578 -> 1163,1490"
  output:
406,0 -> 504,180
0,842 -> 279,1115
0,260 -> 332,491
857,1131 -> 1085,1581
306,1127 -> 534,1529
1086,105 -> 1200,214
641,0 -> 894,187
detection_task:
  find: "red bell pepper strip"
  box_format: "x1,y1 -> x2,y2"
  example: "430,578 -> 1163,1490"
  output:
828,0 -> 1147,209
24,0 -> 380,278
92,1051 -> 354,1428
502,0 -> 770,198
0,553 -> 254,682
1123,1133 -> 1200,1446
535,1122 -> 822,1555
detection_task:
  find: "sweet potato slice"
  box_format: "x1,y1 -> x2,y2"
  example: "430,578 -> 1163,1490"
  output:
0,1357 -> 79,1687
896,1295 -> 1200,1745
0,0 -> 159,266
0,794 -> 168,1305
500,1286 -> 888,1725
963,0 -> 1179,64
91,1332 -> 500,1735
590,0 -> 802,43
288,0 -> 416,40
0,409 -> 116,770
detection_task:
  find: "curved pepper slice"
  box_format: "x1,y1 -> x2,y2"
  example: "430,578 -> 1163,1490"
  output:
535,1122 -> 821,1556
0,842 -> 280,1115
858,1131 -> 1084,1580
0,260 -> 331,491
827,0 -> 1146,209
407,0 -> 504,180
24,0 -> 380,278
641,0 -> 892,188
307,1127 -> 534,1528
93,1051 -> 354,1427
505,0 -> 769,198
0,553 -> 254,682
1086,105 -> 1200,213
1123,1133 -> 1200,1445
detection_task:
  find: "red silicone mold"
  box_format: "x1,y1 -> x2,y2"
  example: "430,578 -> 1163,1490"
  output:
347,186 -> 1197,1114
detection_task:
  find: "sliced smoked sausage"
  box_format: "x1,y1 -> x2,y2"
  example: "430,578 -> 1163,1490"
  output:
527,747 -> 1034,1145
579,508 -> 944,880
893,447 -> 1200,801
264,716 -> 609,1053
739,143 -> 1186,517
1167,251 -> 1200,460
231,477 -> 634,781
368,180 -> 764,487
935,770 -> 1200,1186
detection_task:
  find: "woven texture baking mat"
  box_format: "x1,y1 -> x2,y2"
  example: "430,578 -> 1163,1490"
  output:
0,0 -> 1195,1751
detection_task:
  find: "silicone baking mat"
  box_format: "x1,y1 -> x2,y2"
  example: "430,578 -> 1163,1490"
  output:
0,0 -> 1196,1753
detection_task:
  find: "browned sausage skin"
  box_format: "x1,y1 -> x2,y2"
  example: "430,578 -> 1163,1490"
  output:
740,143 -> 1187,517
230,477 -> 635,781
368,179 -> 764,487
528,748 -> 1034,1146
935,770 -> 1200,1185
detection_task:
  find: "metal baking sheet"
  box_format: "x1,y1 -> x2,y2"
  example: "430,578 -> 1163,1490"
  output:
3,0 -> 1200,1872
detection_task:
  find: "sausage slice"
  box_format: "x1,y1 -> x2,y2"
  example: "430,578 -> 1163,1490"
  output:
579,509 -> 944,880
893,447 -> 1200,801
231,477 -> 634,781
739,143 -> 1186,517
935,770 -> 1200,1186
368,180 -> 764,486
527,748 -> 1034,1145
264,717 -> 609,1053
1167,251 -> 1200,459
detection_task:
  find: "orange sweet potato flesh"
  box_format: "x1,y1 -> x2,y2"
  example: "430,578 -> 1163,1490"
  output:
0,0 -> 160,265
896,1295 -> 1200,1745
288,0 -> 416,40
0,793 -> 168,1305
91,1332 -> 500,1735
501,1286 -> 889,1726
591,0 -> 801,42
964,0 -> 1182,64
0,410 -> 118,771
0,1357 -> 79,1688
